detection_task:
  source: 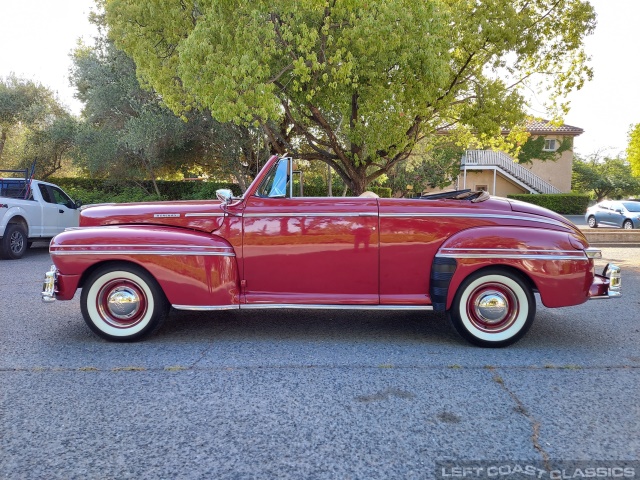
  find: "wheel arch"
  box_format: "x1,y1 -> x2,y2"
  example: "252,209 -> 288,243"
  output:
4,212 -> 29,232
77,260 -> 165,299
443,262 -> 538,311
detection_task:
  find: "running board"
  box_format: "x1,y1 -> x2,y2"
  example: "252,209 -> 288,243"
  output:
173,304 -> 434,311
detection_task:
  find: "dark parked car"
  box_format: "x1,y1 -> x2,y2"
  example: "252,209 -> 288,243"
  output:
585,201 -> 640,229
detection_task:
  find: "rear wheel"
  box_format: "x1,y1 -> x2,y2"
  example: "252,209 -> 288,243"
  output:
587,216 -> 598,228
1,224 -> 28,259
80,264 -> 169,341
623,220 -> 633,230
449,269 -> 535,348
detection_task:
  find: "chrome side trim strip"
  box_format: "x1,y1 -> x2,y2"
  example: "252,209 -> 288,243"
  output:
437,253 -> 587,261
243,212 -> 377,218
440,248 -> 583,254
184,213 -> 225,217
380,213 -> 566,228
173,305 -> 240,311
52,250 -> 235,257
53,244 -> 233,250
240,304 -> 434,311
437,253 -> 588,261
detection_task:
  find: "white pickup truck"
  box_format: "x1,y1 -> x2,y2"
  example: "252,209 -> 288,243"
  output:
0,173 -> 80,259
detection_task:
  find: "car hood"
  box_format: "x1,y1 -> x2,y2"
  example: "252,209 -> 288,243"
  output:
79,200 -> 227,233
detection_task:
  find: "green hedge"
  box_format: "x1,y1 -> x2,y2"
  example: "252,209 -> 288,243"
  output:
507,193 -> 591,214
50,177 -> 241,204
369,186 -> 392,198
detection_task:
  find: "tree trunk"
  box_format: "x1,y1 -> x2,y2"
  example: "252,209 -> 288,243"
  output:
347,164 -> 370,196
141,156 -> 162,197
0,129 -> 7,162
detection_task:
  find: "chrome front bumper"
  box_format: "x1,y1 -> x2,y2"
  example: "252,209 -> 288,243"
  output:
41,265 -> 58,303
589,263 -> 622,299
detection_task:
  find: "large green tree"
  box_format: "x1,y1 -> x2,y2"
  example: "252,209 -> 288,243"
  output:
71,10 -> 268,192
572,154 -> 640,201
106,0 -> 595,194
0,75 -> 77,177
0,75 -> 68,167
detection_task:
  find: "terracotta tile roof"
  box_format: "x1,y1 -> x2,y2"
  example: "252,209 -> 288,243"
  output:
521,119 -> 584,136
437,119 -> 584,136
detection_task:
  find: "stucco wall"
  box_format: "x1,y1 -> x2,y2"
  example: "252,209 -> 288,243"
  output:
524,135 -> 574,192
457,170 -> 528,196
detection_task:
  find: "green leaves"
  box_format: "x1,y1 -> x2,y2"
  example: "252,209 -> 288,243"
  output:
105,0 -> 596,194
572,154 -> 640,201
627,124 -> 640,177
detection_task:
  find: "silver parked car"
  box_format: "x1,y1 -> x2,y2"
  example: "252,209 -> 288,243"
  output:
585,200 -> 640,229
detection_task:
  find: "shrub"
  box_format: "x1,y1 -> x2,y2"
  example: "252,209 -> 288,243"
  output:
50,177 -> 241,204
507,193 -> 591,214
369,186 -> 392,198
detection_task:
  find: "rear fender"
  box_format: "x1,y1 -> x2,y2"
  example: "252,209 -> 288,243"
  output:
1,208 -> 29,235
50,225 -> 239,307
435,226 -> 594,309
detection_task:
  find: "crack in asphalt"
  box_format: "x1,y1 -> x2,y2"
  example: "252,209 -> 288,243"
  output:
489,367 -> 551,471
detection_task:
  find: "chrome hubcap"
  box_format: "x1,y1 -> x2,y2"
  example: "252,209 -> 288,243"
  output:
467,282 -> 519,333
95,277 -> 149,329
104,287 -> 141,320
474,291 -> 509,324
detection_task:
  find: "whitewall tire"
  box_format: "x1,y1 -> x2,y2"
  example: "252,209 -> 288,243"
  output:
449,269 -> 535,348
80,264 -> 168,341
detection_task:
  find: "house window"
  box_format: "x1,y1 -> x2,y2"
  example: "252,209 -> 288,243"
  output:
543,139 -> 556,151
475,185 -> 488,192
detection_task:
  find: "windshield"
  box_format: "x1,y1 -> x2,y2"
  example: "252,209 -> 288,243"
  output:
256,158 -> 289,197
622,202 -> 640,212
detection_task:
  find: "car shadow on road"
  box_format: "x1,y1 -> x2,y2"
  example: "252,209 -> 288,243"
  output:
156,308 -> 460,346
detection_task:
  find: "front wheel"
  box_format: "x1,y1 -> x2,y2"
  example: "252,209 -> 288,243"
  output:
80,264 -> 169,341
1,224 -> 28,259
448,269 -> 535,348
587,216 -> 598,228
623,220 -> 634,230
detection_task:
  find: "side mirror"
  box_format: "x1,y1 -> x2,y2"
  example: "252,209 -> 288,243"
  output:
75,200 -> 82,209
216,188 -> 233,205
615,209 -> 623,214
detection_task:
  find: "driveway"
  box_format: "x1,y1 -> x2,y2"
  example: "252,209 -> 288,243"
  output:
1,245 -> 639,479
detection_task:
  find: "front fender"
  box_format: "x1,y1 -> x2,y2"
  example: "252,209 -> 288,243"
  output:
434,226 -> 594,309
50,225 -> 239,307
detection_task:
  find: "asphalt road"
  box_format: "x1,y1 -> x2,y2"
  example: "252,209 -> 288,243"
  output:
1,244 -> 639,479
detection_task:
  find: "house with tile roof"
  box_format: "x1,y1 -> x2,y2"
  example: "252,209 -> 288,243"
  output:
456,120 -> 583,196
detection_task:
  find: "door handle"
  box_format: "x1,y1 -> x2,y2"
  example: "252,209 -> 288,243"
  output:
59,209 -> 64,213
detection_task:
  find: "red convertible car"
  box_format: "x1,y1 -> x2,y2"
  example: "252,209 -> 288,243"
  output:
42,155 -> 621,347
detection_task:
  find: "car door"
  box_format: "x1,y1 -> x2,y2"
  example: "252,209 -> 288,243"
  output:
37,184 -> 62,237
240,158 -> 379,305
38,184 -> 79,235
609,202 -> 626,228
597,201 -> 614,226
